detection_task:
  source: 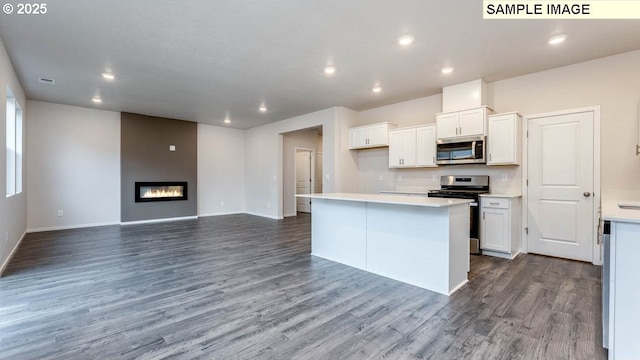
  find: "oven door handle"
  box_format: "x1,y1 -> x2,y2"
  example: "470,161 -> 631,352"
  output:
469,202 -> 478,207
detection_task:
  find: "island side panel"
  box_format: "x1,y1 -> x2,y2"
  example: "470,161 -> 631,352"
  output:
365,202 -> 451,295
448,204 -> 471,295
311,198 -> 367,270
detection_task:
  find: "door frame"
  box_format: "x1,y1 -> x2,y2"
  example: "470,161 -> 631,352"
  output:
521,106 -> 601,265
294,147 -> 315,214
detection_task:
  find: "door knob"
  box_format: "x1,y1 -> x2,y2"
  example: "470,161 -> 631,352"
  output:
583,192 -> 591,197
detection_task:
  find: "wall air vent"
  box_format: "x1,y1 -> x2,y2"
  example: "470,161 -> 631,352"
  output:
38,77 -> 55,85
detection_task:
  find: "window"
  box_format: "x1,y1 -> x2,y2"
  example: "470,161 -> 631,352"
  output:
6,86 -> 22,197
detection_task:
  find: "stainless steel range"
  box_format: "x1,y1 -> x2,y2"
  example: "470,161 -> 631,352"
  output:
428,175 -> 490,254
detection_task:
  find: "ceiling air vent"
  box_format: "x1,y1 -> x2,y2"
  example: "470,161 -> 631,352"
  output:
38,77 -> 55,85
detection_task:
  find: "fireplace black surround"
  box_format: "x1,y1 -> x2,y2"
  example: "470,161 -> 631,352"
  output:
135,182 -> 188,203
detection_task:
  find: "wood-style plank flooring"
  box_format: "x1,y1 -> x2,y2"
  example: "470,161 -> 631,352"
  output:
0,213 -> 607,359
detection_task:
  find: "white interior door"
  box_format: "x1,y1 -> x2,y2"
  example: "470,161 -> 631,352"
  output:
527,110 -> 595,262
295,150 -> 312,213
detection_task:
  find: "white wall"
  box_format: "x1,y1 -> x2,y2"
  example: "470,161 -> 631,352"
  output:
489,49 -> 640,193
282,128 -> 319,216
356,50 -> 640,195
26,101 -> 120,231
0,37 -> 28,274
197,123 -> 245,216
244,107 -> 359,219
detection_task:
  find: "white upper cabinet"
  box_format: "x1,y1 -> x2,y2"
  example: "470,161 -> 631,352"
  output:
349,122 -> 397,149
388,128 -> 416,167
436,106 -> 491,140
487,112 -> 522,165
388,125 -> 437,168
416,125 -> 437,167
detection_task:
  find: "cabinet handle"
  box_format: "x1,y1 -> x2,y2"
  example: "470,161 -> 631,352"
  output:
433,156 -> 435,164
490,202 -> 500,205
482,211 -> 485,220
489,154 -> 492,161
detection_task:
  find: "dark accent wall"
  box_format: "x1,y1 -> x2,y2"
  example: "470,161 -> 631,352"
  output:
121,113 -> 197,222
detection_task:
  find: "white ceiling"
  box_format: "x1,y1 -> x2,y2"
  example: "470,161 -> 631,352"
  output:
1,1 -> 640,129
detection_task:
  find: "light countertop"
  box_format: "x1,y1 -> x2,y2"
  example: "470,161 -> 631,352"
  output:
602,195 -> 640,224
479,193 -> 522,198
379,190 -> 428,196
297,193 -> 472,208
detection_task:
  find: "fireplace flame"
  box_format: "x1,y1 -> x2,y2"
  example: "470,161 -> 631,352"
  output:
142,187 -> 183,198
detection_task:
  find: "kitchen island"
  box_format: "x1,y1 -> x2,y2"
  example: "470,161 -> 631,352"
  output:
296,193 -> 472,295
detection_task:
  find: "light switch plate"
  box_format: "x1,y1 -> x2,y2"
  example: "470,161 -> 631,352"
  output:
169,145 -> 176,151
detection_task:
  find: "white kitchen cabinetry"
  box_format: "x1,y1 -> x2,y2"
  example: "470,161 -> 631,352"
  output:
436,106 -> 492,140
416,125 -> 438,167
388,125 -> 437,168
349,122 -> 397,149
480,195 -> 521,259
389,128 -> 416,167
487,112 -> 522,165
608,221 -> 640,360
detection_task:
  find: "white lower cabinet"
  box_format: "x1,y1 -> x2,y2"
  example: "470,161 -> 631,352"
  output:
608,221 -> 640,359
480,196 -> 521,259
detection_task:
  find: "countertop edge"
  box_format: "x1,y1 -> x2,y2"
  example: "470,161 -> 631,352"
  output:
297,193 -> 472,208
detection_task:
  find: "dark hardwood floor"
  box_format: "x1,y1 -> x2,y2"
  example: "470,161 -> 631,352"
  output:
0,214 -> 607,359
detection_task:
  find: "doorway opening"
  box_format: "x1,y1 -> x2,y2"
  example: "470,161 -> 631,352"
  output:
281,126 -> 323,217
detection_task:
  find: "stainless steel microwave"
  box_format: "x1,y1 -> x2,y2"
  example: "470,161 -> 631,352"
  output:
436,136 -> 486,165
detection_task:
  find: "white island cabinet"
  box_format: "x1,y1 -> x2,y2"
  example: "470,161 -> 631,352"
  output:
297,193 -> 472,295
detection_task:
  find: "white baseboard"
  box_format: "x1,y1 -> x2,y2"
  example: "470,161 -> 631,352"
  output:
27,221 -> 120,233
283,212 -> 297,218
244,211 -> 283,220
120,216 -> 198,226
198,211 -> 244,218
0,231 -> 26,277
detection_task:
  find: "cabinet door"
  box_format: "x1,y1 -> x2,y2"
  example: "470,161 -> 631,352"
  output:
400,129 -> 416,166
349,127 -> 366,149
436,113 -> 459,139
459,108 -> 485,136
481,208 -> 510,252
388,130 -> 403,167
416,125 -> 437,167
488,113 -> 520,165
368,124 -> 389,147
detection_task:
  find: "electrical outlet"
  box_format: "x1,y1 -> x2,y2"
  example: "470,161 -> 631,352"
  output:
378,175 -> 384,181
398,175 -> 403,181
432,175 -> 438,182
220,200 -> 224,206
267,202 -> 271,208
4,232 -> 8,243
501,174 -> 508,182
57,210 -> 64,217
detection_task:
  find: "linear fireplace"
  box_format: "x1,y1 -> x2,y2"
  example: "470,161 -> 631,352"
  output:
135,182 -> 188,202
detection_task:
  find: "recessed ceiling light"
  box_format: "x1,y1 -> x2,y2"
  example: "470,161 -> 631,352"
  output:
324,65 -> 336,75
398,35 -> 414,46
441,67 -> 454,74
549,35 -> 567,45
372,85 -> 382,93
102,72 -> 115,80
259,105 -> 267,112
92,96 -> 102,104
